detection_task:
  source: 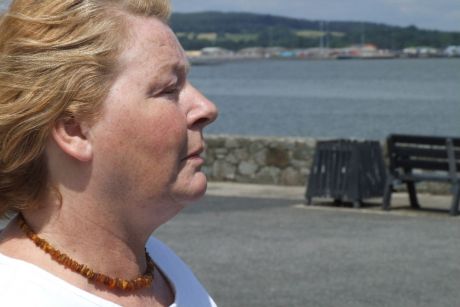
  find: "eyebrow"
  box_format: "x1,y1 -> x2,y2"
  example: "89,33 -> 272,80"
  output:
171,61 -> 190,86
156,58 -> 189,76
147,60 -> 190,92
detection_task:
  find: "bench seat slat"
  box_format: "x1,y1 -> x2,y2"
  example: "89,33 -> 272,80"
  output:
397,173 -> 457,183
393,159 -> 460,172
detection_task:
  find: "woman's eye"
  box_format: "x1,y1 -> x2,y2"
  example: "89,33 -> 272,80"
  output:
159,86 -> 181,99
163,87 -> 179,95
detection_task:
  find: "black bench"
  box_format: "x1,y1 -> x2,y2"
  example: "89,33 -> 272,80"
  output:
382,134 -> 460,215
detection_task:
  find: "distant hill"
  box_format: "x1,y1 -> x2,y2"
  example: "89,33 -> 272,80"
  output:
170,12 -> 460,51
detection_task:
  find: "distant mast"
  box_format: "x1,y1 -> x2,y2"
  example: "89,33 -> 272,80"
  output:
319,20 -> 324,50
361,22 -> 366,46
319,20 -> 329,58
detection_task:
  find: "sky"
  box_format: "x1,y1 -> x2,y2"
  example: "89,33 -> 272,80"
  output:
171,0 -> 460,32
0,1 -> 458,32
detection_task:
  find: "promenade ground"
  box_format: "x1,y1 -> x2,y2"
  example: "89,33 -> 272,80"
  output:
155,182 -> 460,307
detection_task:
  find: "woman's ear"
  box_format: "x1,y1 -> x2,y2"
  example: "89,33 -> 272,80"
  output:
51,117 -> 93,162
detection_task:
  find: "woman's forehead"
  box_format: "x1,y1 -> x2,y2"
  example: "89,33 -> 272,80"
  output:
118,16 -> 187,70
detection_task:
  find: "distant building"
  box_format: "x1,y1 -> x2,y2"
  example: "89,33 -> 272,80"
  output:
264,47 -> 286,58
236,47 -> 266,58
418,47 -> 441,57
278,50 -> 296,58
444,46 -> 460,57
402,47 -> 418,57
185,50 -> 202,58
335,44 -> 395,59
402,47 -> 442,58
201,47 -> 233,57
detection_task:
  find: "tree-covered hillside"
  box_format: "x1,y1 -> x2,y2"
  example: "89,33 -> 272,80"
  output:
169,12 -> 460,51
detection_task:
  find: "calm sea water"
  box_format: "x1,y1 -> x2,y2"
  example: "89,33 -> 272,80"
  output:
189,58 -> 460,140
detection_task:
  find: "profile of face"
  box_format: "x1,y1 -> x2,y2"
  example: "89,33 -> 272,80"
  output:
87,16 -> 218,210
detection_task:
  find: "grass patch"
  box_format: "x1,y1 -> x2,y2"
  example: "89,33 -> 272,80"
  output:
224,33 -> 258,42
197,32 -> 218,41
296,30 -> 345,38
176,32 -> 196,40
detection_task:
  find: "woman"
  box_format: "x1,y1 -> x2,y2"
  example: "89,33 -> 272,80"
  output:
0,0 -> 218,306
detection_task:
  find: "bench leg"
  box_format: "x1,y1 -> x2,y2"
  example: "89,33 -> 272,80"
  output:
406,182 -> 420,209
450,183 -> 460,216
353,200 -> 361,209
382,179 -> 393,211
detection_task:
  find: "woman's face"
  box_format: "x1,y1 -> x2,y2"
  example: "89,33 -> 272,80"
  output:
88,16 -> 217,211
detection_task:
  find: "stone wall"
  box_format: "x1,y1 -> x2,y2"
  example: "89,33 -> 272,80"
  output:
203,135 -> 315,186
203,134 -> 450,194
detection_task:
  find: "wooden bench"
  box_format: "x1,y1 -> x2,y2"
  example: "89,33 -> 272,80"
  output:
382,134 -> 460,215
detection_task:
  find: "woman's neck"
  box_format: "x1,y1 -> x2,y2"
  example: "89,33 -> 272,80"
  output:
22,200 -> 153,280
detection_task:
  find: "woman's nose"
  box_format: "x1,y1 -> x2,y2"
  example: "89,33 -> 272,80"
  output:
186,84 -> 218,128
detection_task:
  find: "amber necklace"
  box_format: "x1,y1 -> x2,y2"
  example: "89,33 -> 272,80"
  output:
17,214 -> 155,291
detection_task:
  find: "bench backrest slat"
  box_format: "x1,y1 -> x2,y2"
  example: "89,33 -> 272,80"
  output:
390,134 -> 460,147
387,134 -> 460,174
393,147 -> 460,160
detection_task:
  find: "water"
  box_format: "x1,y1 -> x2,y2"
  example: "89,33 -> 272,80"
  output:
189,58 -> 460,140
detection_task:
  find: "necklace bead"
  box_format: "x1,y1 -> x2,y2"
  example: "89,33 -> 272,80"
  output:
17,214 -> 155,291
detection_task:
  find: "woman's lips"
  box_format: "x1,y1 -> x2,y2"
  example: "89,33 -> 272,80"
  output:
187,155 -> 204,162
183,147 -> 204,162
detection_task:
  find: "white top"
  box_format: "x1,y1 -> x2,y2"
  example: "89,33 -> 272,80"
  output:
0,236 -> 217,307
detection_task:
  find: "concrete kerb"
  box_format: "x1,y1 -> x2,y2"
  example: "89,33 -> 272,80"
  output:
206,181 -> 459,219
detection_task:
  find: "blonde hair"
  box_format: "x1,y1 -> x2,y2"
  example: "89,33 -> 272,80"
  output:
0,0 -> 171,217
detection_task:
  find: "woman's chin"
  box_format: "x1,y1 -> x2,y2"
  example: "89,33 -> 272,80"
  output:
172,172 -> 209,204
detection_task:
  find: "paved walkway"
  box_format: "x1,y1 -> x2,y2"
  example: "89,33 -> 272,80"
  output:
207,182 -> 457,217
155,182 -> 459,307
